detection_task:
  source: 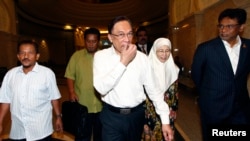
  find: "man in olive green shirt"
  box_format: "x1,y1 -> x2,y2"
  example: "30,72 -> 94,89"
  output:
65,28 -> 103,141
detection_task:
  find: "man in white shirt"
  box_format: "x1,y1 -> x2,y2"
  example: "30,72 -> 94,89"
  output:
0,40 -> 63,141
93,16 -> 173,141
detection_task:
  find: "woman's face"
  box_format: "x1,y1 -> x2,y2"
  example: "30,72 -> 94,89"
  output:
156,45 -> 171,63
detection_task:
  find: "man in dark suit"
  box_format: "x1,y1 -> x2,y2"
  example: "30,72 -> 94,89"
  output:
191,8 -> 250,141
135,26 -> 152,55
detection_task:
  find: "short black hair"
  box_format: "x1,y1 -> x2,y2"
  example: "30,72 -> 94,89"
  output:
136,26 -> 147,36
218,8 -> 247,25
84,27 -> 101,41
17,39 -> 39,53
108,16 -> 132,34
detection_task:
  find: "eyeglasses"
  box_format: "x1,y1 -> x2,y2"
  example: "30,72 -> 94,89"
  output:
217,24 -> 240,29
111,32 -> 133,39
156,49 -> 170,54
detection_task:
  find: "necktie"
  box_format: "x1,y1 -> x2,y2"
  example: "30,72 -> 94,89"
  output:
141,45 -> 146,54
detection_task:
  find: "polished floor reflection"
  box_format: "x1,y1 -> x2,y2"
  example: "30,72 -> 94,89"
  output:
175,84 -> 202,141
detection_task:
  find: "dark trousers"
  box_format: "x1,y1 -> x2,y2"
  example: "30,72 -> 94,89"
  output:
75,113 -> 102,141
10,135 -> 51,141
100,103 -> 145,141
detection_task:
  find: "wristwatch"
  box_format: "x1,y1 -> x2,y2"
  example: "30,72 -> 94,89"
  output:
56,114 -> 62,118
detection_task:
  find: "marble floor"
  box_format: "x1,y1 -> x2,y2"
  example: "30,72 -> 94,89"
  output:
175,85 -> 202,141
1,78 -> 202,141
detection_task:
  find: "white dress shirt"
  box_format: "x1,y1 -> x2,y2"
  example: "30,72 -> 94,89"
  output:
0,63 -> 61,140
93,46 -> 169,124
223,35 -> 241,74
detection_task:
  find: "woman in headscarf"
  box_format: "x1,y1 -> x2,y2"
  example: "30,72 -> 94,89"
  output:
143,38 -> 179,141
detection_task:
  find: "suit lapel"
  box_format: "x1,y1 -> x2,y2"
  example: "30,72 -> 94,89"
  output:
214,38 -> 234,75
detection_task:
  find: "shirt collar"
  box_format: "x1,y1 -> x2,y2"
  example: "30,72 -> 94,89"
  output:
18,62 -> 39,73
222,35 -> 241,48
138,44 -> 146,47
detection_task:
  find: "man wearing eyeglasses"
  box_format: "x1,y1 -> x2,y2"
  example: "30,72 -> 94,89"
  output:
93,16 -> 174,141
191,8 -> 250,141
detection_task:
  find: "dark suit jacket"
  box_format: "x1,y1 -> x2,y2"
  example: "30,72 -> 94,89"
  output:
136,42 -> 152,55
191,37 -> 250,123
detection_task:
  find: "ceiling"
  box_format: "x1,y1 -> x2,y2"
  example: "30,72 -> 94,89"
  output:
15,0 -> 169,32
